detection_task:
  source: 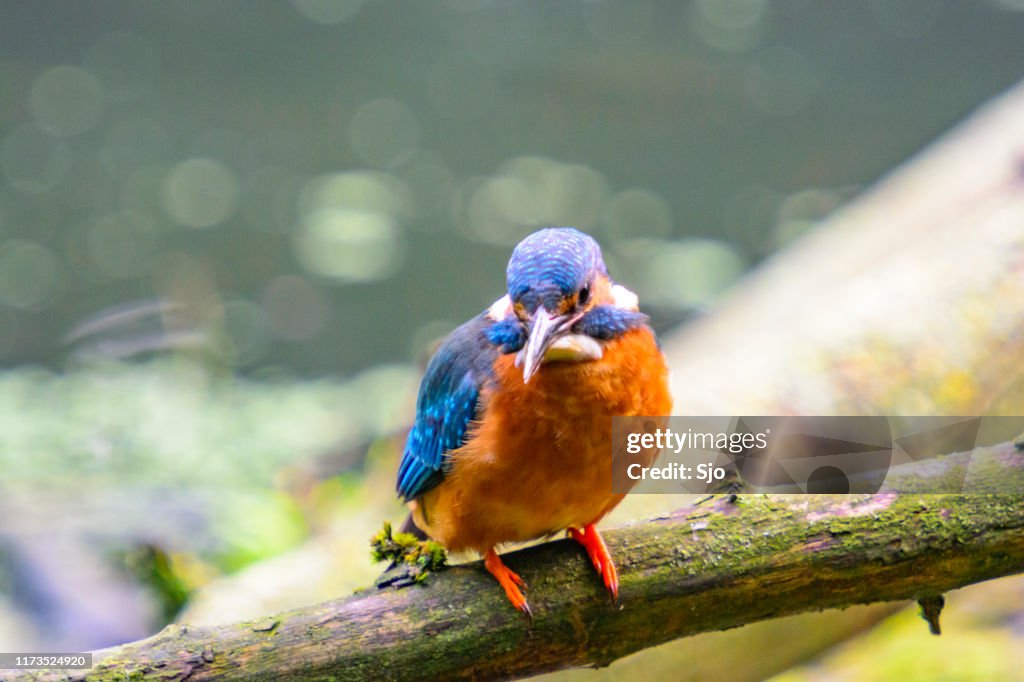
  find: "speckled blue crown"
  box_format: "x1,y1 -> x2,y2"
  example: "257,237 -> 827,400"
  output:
505,227 -> 607,313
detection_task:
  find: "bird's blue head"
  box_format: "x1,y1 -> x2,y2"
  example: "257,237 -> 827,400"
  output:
505,227 -> 607,315
488,227 -> 644,383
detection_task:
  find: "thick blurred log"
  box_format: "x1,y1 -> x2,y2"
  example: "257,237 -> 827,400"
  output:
663,79 -> 1024,415
10,441 -> 1024,682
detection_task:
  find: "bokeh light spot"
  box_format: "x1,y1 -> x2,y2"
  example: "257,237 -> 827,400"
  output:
299,170 -> 412,219
457,156 -> 609,244
603,188 -> 673,241
30,66 -> 105,137
690,0 -> 767,52
465,175 -> 533,245
294,209 -> 404,282
619,238 -> 745,308
773,187 -> 843,247
162,158 -> 239,228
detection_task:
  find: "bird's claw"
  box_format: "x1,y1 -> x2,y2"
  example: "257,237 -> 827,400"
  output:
485,548 -> 532,619
571,524 -> 619,602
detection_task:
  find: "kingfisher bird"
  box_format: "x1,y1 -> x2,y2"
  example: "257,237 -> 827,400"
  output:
396,227 -> 672,615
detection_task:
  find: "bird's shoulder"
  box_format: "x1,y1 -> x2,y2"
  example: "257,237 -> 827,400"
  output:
396,312 -> 499,501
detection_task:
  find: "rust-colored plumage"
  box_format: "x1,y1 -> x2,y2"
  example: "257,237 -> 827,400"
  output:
412,328 -> 670,552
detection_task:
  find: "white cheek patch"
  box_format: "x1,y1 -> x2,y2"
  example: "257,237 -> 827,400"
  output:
543,333 -> 604,364
611,284 -> 639,311
487,294 -> 512,321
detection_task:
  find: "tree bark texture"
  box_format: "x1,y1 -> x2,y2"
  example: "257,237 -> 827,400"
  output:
9,442 -> 1024,682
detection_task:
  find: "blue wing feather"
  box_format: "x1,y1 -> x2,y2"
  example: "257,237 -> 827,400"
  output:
397,313 -> 498,501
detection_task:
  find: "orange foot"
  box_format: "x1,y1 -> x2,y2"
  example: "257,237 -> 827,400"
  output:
570,523 -> 618,601
484,548 -> 532,618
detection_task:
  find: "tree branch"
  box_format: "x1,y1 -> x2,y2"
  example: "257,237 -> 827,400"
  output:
14,441 -> 1024,682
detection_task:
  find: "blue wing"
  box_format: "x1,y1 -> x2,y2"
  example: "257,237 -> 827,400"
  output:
397,313 -> 498,501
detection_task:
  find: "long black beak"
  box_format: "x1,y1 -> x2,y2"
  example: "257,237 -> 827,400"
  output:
515,309 -> 573,384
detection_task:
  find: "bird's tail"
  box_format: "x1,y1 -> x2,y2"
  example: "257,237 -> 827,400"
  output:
397,512 -> 428,540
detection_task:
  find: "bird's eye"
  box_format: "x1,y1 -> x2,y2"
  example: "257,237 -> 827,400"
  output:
578,284 -> 590,306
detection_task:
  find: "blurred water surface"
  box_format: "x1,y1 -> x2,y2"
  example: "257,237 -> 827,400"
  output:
0,1 -> 1022,375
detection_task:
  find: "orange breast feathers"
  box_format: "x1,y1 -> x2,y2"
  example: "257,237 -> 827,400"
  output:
411,326 -> 672,554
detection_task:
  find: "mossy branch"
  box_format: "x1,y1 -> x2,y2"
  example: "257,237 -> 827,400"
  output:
12,441 -> 1024,682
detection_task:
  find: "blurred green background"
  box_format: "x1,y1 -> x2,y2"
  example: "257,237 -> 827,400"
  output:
2,0 -> 1024,374
2,0 -> 1024,677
